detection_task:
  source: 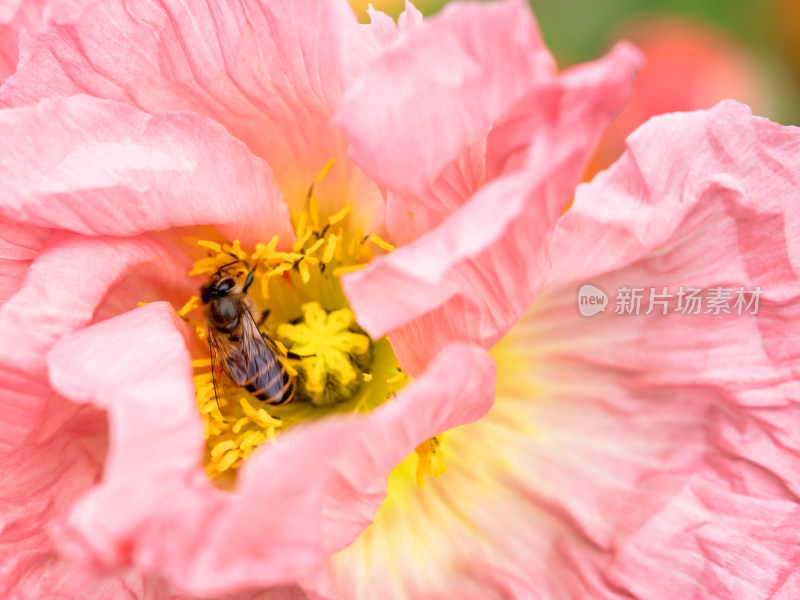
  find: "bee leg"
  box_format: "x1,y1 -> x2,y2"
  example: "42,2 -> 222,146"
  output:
258,309 -> 271,327
286,351 -> 315,360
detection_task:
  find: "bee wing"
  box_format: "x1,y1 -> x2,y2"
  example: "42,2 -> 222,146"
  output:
239,306 -> 293,405
209,327 -> 245,410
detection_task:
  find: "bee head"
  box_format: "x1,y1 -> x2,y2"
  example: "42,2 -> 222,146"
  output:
200,275 -> 236,304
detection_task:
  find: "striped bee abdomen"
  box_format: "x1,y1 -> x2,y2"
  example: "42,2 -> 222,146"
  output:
244,353 -> 295,406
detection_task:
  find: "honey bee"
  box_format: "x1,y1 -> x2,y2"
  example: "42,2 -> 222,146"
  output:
201,261 -> 295,407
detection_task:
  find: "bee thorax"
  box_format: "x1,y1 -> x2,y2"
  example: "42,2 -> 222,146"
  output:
209,297 -> 241,328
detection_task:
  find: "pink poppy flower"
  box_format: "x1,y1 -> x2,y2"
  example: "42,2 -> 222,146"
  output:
4,2 -> 799,600
0,0 -> 639,596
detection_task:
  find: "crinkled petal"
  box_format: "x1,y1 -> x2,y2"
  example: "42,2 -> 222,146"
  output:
548,99 -> 800,290
0,0 -> 43,82
607,472 -> 800,598
47,301 -> 495,595
546,101 -> 800,420
0,396 -> 109,599
319,102 -> 800,599
338,1 -> 423,89
0,222 -> 49,307
312,283 -> 724,598
343,43 -> 641,374
47,303 -> 206,566
1,0 -> 362,203
533,101 -> 800,596
0,232 -> 188,453
335,0 -> 556,200
0,95 -> 292,244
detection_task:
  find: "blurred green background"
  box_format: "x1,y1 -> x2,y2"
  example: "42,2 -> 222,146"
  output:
350,0 -> 800,174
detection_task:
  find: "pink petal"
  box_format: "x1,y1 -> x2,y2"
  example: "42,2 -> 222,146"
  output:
607,472 -> 800,598
397,1 -> 424,30
2,0 -> 362,200
338,1 -> 424,89
0,222 -> 49,307
48,299 -> 495,595
343,43 -> 641,374
0,395 -> 145,599
0,0 -> 43,82
0,95 -> 292,245
313,304 -> 717,598
548,100 -> 800,289
335,0 -> 556,200
319,101 -> 800,599
0,233 -> 187,453
509,101 -> 800,596
546,101 -> 800,408
47,303 -> 205,565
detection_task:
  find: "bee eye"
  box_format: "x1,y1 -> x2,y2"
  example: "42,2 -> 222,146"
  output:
217,277 -> 235,292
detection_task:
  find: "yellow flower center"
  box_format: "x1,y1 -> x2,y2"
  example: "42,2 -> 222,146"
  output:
277,302 -> 372,406
175,161 -> 447,488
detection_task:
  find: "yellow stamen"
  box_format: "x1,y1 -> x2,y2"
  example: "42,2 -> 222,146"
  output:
348,230 -> 365,258
308,195 -> 320,231
192,358 -> 213,368
266,263 -> 294,278
216,449 -> 240,472
178,296 -> 200,318
294,213 -> 309,242
252,236 -> 281,262
304,237 -> 326,256
332,263 -> 367,278
200,400 -> 218,415
414,435 -> 448,487
367,233 -> 395,252
240,398 -> 282,429
188,258 -> 218,277
292,228 -> 314,252
211,440 -> 236,458
232,417 -> 249,434
315,158 -> 336,182
298,260 -> 311,284
197,240 -> 222,253
328,203 -> 351,225
386,371 -> 406,385
224,239 -> 248,260
260,275 -> 271,299
322,234 -> 338,264
239,430 -> 266,452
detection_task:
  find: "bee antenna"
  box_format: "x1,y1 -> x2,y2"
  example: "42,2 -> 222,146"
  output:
225,252 -> 251,270
242,266 -> 257,293
215,259 -> 242,278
